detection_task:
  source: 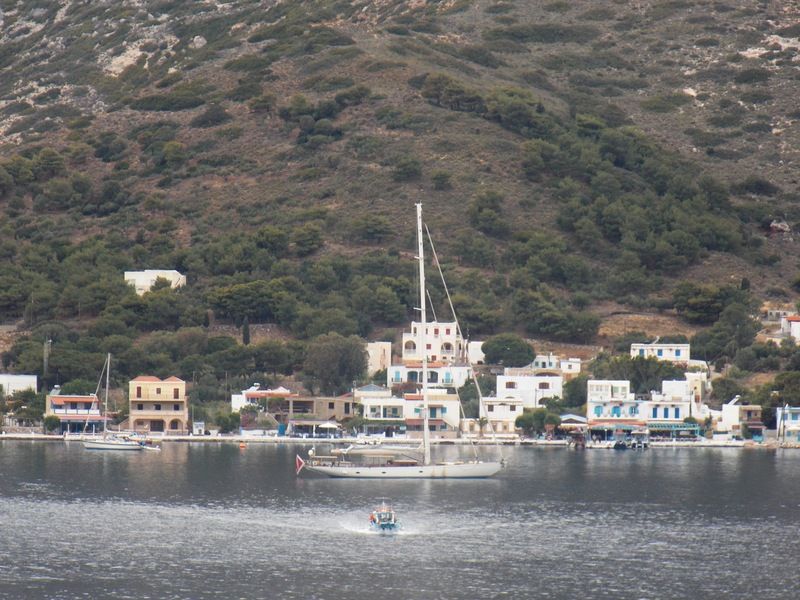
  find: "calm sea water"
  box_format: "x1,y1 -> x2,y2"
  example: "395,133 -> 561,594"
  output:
1,441 -> 799,600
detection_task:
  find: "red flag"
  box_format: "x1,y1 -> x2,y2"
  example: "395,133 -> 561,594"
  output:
295,454 -> 305,475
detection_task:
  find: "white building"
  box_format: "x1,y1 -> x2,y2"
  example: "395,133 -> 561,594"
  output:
366,341 -> 392,376
495,372 -> 563,409
780,315 -> 800,341
124,270 -> 186,295
359,389 -> 461,438
631,342 -> 690,363
467,341 -> 486,365
586,380 -> 639,424
477,397 -> 522,435
387,363 -> 472,389
231,384 -> 297,413
718,396 -> 764,440
776,406 -> 800,442
0,374 -> 37,397
401,320 -> 482,364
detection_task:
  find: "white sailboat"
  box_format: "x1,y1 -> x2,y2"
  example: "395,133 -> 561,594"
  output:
83,354 -> 144,451
296,204 -> 502,479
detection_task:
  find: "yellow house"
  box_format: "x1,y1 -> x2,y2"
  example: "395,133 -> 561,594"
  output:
129,375 -> 189,434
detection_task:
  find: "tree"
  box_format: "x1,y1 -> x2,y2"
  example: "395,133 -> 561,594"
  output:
303,333 -> 366,395
481,333 -> 534,367
43,415 -> 61,433
477,416 -> 489,438
515,407 -> 547,436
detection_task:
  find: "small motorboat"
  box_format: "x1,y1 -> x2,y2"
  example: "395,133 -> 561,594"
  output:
369,500 -> 398,531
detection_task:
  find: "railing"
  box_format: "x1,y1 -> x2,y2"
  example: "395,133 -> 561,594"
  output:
52,409 -> 100,415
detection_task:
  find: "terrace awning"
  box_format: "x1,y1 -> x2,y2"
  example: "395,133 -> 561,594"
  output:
648,422 -> 700,431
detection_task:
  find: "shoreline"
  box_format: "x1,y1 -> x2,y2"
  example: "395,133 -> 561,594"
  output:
1,432 -> 796,449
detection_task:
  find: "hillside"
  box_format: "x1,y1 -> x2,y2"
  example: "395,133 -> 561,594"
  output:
1,0 -> 799,404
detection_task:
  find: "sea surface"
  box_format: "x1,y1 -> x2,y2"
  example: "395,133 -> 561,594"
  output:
1,441 -> 799,600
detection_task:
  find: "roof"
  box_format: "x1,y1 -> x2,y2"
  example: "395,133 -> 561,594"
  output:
54,414 -> 105,422
357,384 -> 388,392
560,414 -> 587,423
786,316 -> 800,322
164,376 -> 184,382
131,376 -> 161,382
50,396 -> 96,405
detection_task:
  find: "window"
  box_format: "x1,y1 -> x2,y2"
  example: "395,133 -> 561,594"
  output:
441,407 -> 447,414
488,404 -> 494,412
173,388 -> 180,399
629,406 -> 637,416
663,407 -> 669,419
639,349 -> 645,357
505,382 -> 517,389
443,373 -> 452,384
70,402 -> 77,410
426,344 -> 431,350
792,413 -> 798,421
434,328 -> 439,336
155,404 -> 161,411
136,386 -> 142,398
344,403 -> 350,415
328,402 -> 335,410
675,349 -> 681,357
652,407 -> 658,418
538,382 -> 550,390
394,370 -> 401,382
611,406 -> 621,417
594,406 -> 602,417
156,387 -> 161,395
674,407 -> 680,419
445,328 -> 450,335
657,349 -> 663,357
173,404 -> 180,411
137,403 -> 143,411
510,405 -> 516,412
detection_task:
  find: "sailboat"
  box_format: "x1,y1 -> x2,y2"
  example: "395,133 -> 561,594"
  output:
83,354 -> 144,451
296,204 -> 502,478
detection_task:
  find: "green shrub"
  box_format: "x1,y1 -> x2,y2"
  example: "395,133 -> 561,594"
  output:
392,156 -> 422,182
483,23 -> 600,44
734,68 -> 771,84
189,104 -> 232,128
640,93 -> 692,113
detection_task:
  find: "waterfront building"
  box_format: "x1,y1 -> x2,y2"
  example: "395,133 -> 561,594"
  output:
129,376 -> 189,434
0,374 -> 37,397
359,387 -> 461,438
44,385 -> 104,433
586,380 -> 643,439
472,396 -> 523,435
495,372 -> 563,409
719,396 -> 764,441
776,406 -> 800,442
231,384 -> 298,413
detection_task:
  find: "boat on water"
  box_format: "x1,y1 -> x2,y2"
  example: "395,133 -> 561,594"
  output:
296,204 -> 502,479
369,499 -> 398,531
83,354 -> 144,452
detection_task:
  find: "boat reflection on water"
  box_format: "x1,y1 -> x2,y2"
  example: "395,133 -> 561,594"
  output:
369,499 -> 398,532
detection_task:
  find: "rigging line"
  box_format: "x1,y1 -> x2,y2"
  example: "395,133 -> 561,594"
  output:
426,288 -> 438,322
425,223 -> 504,461
83,354 -> 107,436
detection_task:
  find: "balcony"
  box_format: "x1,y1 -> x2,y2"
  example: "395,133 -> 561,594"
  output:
52,409 -> 101,416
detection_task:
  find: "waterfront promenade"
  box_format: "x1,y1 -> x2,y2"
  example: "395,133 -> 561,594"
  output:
2,431 -> 795,448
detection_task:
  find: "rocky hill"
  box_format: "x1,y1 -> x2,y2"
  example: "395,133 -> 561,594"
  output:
1,0 -> 799,397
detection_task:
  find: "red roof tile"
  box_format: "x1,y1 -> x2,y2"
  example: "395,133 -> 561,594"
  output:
131,376 -> 161,382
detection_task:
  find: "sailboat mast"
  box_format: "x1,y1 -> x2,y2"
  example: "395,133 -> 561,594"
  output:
103,353 -> 110,436
416,203 -> 432,466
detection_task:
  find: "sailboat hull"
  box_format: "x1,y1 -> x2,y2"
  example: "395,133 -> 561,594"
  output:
304,461 -> 502,479
83,440 -> 143,451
